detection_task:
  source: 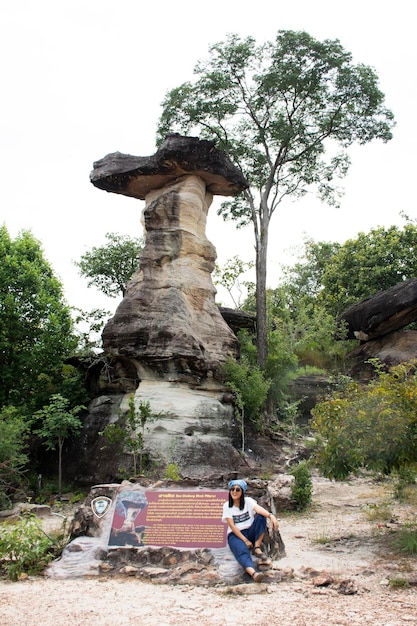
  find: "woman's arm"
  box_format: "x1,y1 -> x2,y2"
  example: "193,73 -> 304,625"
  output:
225,517 -> 253,548
253,504 -> 280,530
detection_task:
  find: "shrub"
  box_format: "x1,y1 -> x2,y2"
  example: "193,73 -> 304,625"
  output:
394,524 -> 417,556
290,461 -> 313,511
311,361 -> 417,479
0,513 -> 65,580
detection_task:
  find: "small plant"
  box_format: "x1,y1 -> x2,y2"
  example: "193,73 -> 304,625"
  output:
389,577 -> 410,589
0,513 -> 67,580
393,466 -> 417,501
311,528 -> 333,545
394,524 -> 417,556
290,461 -> 313,511
100,394 -> 156,476
363,502 -> 394,523
34,394 -> 85,499
164,463 -> 181,481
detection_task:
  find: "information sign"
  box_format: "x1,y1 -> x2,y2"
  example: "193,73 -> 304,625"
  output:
108,489 -> 228,549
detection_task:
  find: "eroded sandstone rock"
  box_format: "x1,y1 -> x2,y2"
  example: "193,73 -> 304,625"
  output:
338,277 -> 417,341
88,135 -> 249,477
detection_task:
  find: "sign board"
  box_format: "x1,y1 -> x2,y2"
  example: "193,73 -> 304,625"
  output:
108,489 -> 228,549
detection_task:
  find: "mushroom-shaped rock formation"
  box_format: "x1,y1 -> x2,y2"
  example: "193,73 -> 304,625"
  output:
87,135 -> 249,479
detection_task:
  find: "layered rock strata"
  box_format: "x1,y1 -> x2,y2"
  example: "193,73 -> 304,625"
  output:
89,135 -> 248,477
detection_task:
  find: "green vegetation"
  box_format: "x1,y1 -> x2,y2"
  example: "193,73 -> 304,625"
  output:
0,406 -> 30,508
0,225 -> 78,412
75,231 -> 144,298
164,463 -> 182,481
34,394 -> 85,499
158,30 -> 394,368
394,524 -> 417,556
0,513 -> 67,580
100,395 -> 155,476
311,361 -> 417,480
290,461 -> 313,511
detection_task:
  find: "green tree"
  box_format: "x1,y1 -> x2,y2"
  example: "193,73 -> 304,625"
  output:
320,223 -> 417,315
0,226 -> 77,410
281,238 -> 341,309
72,307 -> 111,355
223,352 -> 270,441
0,406 -> 30,508
101,395 -> 155,475
34,394 -> 85,498
212,256 -> 254,309
311,361 -> 417,479
75,232 -> 144,298
157,30 -> 395,368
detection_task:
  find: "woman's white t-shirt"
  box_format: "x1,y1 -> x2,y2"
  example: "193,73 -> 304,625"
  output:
222,496 -> 257,534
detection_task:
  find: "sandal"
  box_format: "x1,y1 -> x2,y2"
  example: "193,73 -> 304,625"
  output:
252,546 -> 265,558
252,571 -> 265,583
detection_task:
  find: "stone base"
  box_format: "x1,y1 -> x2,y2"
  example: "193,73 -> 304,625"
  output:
131,373 -> 240,476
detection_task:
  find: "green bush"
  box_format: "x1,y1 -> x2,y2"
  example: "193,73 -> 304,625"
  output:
394,524 -> 417,556
311,361 -> 417,479
164,463 -> 181,480
0,514 -> 64,580
290,461 -> 313,511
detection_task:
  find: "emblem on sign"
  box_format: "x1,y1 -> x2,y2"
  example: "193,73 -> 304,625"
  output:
91,496 -> 112,518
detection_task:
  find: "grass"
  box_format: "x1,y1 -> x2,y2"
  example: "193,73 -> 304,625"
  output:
362,501 -> 394,523
388,577 -> 410,589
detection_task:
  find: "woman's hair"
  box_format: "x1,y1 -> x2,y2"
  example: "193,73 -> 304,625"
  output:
228,490 -> 245,510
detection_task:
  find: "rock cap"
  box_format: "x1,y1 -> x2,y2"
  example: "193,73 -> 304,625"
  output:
90,133 -> 248,200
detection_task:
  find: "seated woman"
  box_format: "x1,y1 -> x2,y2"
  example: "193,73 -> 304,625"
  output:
222,479 -> 279,583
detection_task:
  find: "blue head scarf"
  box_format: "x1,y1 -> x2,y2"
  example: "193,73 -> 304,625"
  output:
228,479 -> 247,492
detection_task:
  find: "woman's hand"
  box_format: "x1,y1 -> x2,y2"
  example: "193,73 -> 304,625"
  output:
244,539 -> 253,549
269,514 -> 279,531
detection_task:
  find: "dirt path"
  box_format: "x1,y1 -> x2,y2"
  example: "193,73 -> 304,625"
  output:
1,476 -> 416,626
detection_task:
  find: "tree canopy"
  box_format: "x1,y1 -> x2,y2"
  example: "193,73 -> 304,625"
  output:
0,225 -> 77,410
319,223 -> 417,315
75,232 -> 144,298
158,30 -> 395,368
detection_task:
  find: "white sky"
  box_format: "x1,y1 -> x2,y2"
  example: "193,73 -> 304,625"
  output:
1,1 -> 415,313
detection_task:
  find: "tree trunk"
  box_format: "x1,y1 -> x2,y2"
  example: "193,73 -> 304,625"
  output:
58,439 -> 63,499
255,208 -> 269,369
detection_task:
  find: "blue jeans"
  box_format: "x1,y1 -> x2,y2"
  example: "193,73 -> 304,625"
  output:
227,515 -> 267,570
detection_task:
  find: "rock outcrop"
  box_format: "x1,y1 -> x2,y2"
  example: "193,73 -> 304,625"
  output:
86,135 -> 249,479
338,278 -> 417,377
338,278 -> 417,342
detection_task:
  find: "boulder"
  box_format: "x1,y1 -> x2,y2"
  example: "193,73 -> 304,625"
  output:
219,307 -> 256,335
349,329 -> 417,379
338,277 -> 417,341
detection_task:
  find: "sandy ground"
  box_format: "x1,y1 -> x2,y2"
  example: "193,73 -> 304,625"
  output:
1,475 -> 417,626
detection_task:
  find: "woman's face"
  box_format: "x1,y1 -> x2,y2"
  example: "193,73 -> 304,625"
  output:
230,486 -> 242,504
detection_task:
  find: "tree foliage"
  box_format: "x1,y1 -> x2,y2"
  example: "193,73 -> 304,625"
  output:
34,394 -> 84,497
0,406 -> 30,508
212,255 -> 254,309
75,232 -> 144,298
158,30 -> 395,367
0,226 -> 77,410
311,361 -> 417,479
223,346 -> 271,437
319,223 -> 417,315
100,395 -> 155,475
